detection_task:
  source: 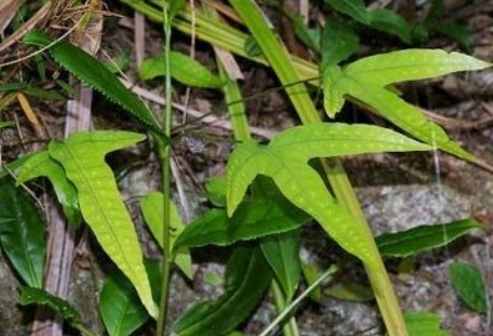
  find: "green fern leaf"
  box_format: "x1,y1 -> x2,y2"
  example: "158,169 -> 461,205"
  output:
22,31 -> 163,136
17,151 -> 82,227
48,131 -> 157,318
227,123 -> 430,266
323,49 -> 491,159
345,49 -> 490,86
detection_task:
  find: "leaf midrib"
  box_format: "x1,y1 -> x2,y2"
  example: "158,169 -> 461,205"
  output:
61,143 -> 142,292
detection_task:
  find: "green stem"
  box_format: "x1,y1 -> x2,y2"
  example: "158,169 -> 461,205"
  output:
271,280 -> 299,336
72,322 -> 100,336
259,266 -> 337,336
156,2 -> 174,336
325,160 -> 409,335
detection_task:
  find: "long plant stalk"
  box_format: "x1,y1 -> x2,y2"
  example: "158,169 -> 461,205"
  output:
156,2 -> 174,336
271,281 -> 299,336
259,266 -> 338,336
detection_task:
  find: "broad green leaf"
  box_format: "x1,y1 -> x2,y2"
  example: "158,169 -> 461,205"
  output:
344,49 -> 490,87
0,121 -> 15,129
20,287 -> 80,322
228,123 -> 430,213
376,218 -> 482,257
261,231 -> 301,300
17,151 -> 82,227
325,282 -> 374,302
173,246 -> 272,336
22,31 -> 163,135
323,50 -> 491,158
449,262 -> 487,313
324,0 -> 411,42
99,272 -> 149,336
436,22 -> 473,52
335,78 -> 470,158
324,0 -> 371,25
402,312 -> 451,336
174,198 -> 310,250
227,123 -> 430,267
205,176 -> 227,207
140,51 -> 224,88
0,179 -> 45,287
321,18 -> 359,69
48,131 -> 157,317
140,192 -> 193,279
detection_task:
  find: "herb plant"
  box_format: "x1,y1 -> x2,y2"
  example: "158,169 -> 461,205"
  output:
0,1 -> 490,336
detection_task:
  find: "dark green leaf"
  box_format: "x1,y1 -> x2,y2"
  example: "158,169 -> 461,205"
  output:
376,218 -> 482,257
402,312 -> 451,336
20,287 -> 80,321
369,9 -> 411,43
244,36 -> 263,57
0,121 -> 15,129
449,262 -> 487,313
436,22 -> 473,52
0,82 -> 28,93
173,246 -> 272,336
99,272 -> 149,336
174,198 -> 310,250
140,51 -> 224,88
0,178 -> 45,287
144,258 -> 162,304
55,79 -> 79,97
324,0 -> 411,42
23,87 -> 66,101
261,231 -> 301,300
321,17 -> 359,68
22,31 -> 163,136
324,0 -> 371,24
426,0 -> 444,22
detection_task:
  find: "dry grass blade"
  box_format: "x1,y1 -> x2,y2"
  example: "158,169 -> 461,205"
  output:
0,0 -> 28,34
0,1 -> 51,54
